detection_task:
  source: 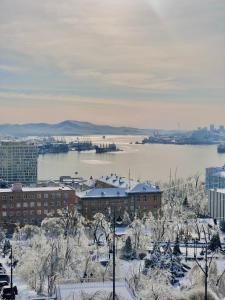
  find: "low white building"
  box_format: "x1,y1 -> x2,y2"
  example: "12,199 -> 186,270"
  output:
55,281 -> 139,300
208,189 -> 225,220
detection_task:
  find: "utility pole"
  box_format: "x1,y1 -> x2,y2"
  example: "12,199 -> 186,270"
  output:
10,246 -> 14,300
112,209 -> 116,300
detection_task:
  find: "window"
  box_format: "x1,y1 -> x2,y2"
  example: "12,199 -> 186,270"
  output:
2,204 -> 6,209
30,202 -> 35,207
37,202 -> 41,207
44,202 -> 48,207
2,211 -> 7,217
30,210 -> 35,215
57,201 -> 61,206
17,203 -> 21,208
44,209 -> 48,214
23,211 -> 28,216
23,202 -> 28,208
16,194 -> 22,200
50,202 -> 55,206
16,211 -> 21,217
9,211 -> 14,217
44,194 -> 49,199
10,203 -> 14,208
37,194 -> 42,199
37,210 -> 42,215
63,193 -> 69,199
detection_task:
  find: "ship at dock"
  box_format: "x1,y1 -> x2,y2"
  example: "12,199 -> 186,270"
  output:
217,144 -> 225,153
95,143 -> 121,153
69,140 -> 95,152
38,139 -> 69,154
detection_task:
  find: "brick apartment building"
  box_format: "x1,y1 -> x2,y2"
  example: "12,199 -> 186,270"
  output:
0,183 -> 76,227
77,175 -> 162,219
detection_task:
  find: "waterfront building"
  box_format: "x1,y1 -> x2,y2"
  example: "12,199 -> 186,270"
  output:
208,189 -> 225,220
210,124 -> 215,132
205,166 -> 225,190
0,141 -> 38,185
0,183 -> 76,226
77,175 -> 162,219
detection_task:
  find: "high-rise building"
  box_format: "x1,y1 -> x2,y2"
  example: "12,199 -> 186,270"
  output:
205,165 -> 225,190
0,141 -> 38,185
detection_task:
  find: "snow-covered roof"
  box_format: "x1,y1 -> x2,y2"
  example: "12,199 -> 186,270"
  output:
210,188 -> 225,194
127,182 -> 160,193
0,186 -> 73,193
98,175 -> 160,192
77,184 -> 161,199
56,281 -> 137,300
98,175 -> 137,189
77,188 -> 127,199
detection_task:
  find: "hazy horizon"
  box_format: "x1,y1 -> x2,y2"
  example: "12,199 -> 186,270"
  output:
0,0 -> 224,129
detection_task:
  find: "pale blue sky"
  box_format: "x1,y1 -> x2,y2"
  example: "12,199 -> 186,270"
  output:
0,0 -> 224,129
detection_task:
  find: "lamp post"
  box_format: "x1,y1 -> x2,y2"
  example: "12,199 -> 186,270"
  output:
112,209 -> 116,300
10,245 -> 14,300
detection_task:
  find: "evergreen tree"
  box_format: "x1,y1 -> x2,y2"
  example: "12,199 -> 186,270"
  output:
220,220 -> 225,233
123,236 -> 133,260
3,239 -> 11,256
173,235 -> 182,256
183,196 -> 189,208
209,232 -> 221,251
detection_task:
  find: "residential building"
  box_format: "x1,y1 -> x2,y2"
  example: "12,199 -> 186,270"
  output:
208,189 -> 225,220
0,140 -> 38,185
77,175 -> 162,219
0,183 -> 76,226
205,166 -> 225,190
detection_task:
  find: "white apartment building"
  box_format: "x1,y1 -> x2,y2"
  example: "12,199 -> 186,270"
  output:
0,141 -> 38,185
208,189 -> 225,220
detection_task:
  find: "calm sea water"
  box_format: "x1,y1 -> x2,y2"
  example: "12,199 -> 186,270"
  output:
38,135 -> 225,183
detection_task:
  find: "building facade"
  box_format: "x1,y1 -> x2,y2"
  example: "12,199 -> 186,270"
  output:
0,184 -> 76,226
208,189 -> 225,220
77,175 -> 162,219
0,141 -> 38,185
205,166 -> 225,190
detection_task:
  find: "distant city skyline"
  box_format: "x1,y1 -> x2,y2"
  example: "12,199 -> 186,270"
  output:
0,0 -> 224,129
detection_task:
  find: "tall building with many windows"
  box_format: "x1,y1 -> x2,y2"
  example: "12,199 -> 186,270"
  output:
205,165 -> 225,190
0,141 -> 38,185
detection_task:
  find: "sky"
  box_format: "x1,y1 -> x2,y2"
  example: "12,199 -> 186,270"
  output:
0,0 -> 224,129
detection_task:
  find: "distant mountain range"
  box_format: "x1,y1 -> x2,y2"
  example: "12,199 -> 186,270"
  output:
0,120 -> 157,136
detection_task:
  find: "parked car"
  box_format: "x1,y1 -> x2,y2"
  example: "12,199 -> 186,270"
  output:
0,281 -> 8,291
0,285 -> 18,300
0,275 -> 10,284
